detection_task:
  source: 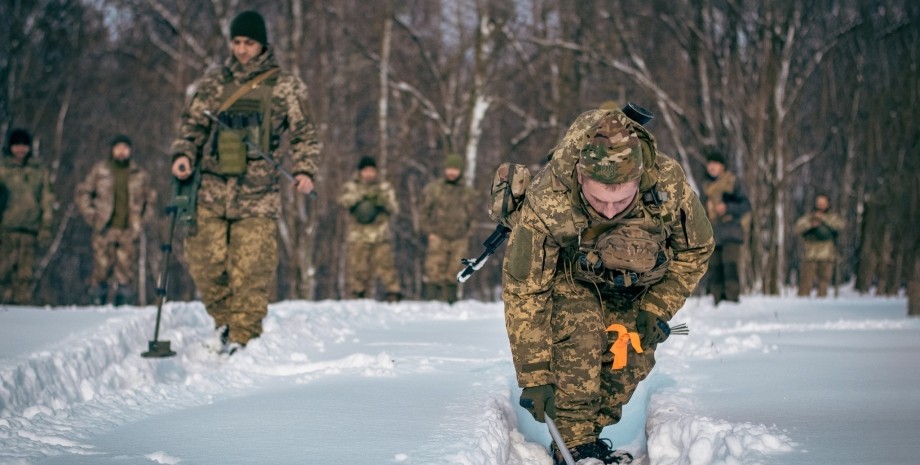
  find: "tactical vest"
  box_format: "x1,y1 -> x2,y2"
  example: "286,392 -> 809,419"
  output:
565,187 -> 672,294
212,69 -> 278,176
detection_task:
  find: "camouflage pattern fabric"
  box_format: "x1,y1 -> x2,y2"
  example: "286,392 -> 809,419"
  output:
0,155 -> 54,235
798,260 -> 834,297
420,178 -> 478,240
90,227 -> 140,288
345,240 -> 400,298
75,159 -> 156,234
794,211 -> 844,261
423,235 -> 468,286
502,109 -> 713,447
169,46 -> 321,220
184,207 -> 278,345
338,177 -> 399,244
0,231 -> 36,304
701,170 -> 751,245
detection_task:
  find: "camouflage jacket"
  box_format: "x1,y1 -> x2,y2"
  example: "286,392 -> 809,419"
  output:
794,210 -> 844,261
502,109 -> 714,387
701,171 -> 751,245
75,158 -> 157,234
0,154 -> 54,235
338,177 -> 399,244
169,47 -> 321,220
420,178 -> 479,240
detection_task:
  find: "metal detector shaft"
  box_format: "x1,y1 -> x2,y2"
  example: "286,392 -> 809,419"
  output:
142,202 -> 179,358
546,416 -> 576,465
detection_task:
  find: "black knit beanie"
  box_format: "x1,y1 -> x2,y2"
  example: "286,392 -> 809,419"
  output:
358,156 -> 377,170
110,134 -> 133,148
8,128 -> 31,147
704,148 -> 727,166
230,11 -> 268,46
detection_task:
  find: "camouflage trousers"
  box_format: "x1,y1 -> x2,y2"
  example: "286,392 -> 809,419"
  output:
346,239 -> 400,298
798,260 -> 834,297
91,227 -> 138,288
0,230 -> 36,304
184,207 -> 277,345
706,243 -> 742,304
549,278 -> 656,447
424,235 -> 468,285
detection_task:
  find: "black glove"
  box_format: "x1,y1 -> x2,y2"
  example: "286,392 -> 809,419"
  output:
519,384 -> 555,422
636,310 -> 669,349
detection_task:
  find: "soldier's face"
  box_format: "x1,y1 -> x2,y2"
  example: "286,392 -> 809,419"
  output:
231,37 -> 264,65
815,196 -> 829,211
578,173 -> 639,219
111,143 -> 132,161
444,167 -> 462,181
9,144 -> 29,161
359,166 -> 378,182
706,161 -> 725,178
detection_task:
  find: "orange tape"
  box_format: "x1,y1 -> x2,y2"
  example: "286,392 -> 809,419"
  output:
605,324 -> 643,370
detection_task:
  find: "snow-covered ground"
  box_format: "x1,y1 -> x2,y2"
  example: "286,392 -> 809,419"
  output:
1,292 -> 917,464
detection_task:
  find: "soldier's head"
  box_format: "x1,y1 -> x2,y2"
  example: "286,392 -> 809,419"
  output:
705,149 -> 727,178
358,156 -> 378,182
6,128 -> 31,161
576,113 -> 642,219
444,153 -> 464,182
815,194 -> 830,212
230,11 -> 267,65
110,134 -> 133,161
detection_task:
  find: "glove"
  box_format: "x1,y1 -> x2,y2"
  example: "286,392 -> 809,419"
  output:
636,309 -> 668,349
38,228 -> 52,247
519,384 -> 555,422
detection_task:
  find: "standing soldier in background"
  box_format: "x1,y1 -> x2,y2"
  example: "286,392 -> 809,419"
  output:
338,156 -> 402,302
0,129 -> 53,305
795,194 -> 844,297
420,154 -> 478,303
169,10 -> 320,354
75,135 -> 157,306
701,150 -> 751,305
503,109 -> 713,464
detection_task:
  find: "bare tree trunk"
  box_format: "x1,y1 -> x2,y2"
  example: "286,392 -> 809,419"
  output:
378,9 -> 392,177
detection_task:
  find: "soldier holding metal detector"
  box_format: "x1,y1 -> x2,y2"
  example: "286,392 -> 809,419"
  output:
164,10 -> 321,356
476,103 -> 713,464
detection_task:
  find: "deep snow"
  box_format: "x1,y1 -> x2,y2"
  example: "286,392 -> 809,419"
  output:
0,293 -> 917,465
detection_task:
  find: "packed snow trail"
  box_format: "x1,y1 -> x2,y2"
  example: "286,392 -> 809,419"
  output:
1,294 -> 917,464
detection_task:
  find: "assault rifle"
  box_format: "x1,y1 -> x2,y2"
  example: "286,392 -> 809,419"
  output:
457,224 -> 511,283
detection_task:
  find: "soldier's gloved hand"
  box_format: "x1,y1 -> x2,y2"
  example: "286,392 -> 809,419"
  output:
519,384 -> 555,422
636,309 -> 668,349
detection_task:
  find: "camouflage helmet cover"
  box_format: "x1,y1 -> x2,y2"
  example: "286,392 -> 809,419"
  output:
578,111 -> 643,184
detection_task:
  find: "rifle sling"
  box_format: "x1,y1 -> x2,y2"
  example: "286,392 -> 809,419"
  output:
217,68 -> 280,114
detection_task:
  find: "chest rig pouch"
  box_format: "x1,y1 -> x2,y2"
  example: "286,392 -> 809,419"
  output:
570,187 -> 672,291
212,68 -> 278,176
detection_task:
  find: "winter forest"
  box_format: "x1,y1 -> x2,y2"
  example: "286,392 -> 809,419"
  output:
2,0 -> 919,305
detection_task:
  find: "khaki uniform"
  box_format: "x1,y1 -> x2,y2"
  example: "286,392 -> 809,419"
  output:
502,109 -> 713,447
701,171 -> 751,304
794,210 -> 844,297
75,159 -> 157,294
420,178 -> 478,301
0,154 -> 53,304
169,47 -> 321,344
338,178 -> 400,298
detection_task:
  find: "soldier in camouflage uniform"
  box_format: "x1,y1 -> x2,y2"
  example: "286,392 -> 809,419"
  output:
338,156 -> 401,302
0,129 -> 53,305
502,109 -> 713,464
169,11 -> 320,351
75,135 -> 157,306
795,194 -> 844,297
420,154 -> 478,303
700,150 -> 751,305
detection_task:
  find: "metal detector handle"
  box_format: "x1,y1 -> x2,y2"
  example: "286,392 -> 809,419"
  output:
546,416 -> 576,465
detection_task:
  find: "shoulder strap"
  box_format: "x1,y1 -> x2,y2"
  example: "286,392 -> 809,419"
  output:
217,67 -> 280,113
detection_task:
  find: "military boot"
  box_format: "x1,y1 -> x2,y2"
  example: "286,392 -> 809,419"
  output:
114,285 -> 136,306
443,283 -> 460,304
552,439 -> 633,465
385,291 -> 403,303
421,283 -> 442,301
91,283 -> 109,305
